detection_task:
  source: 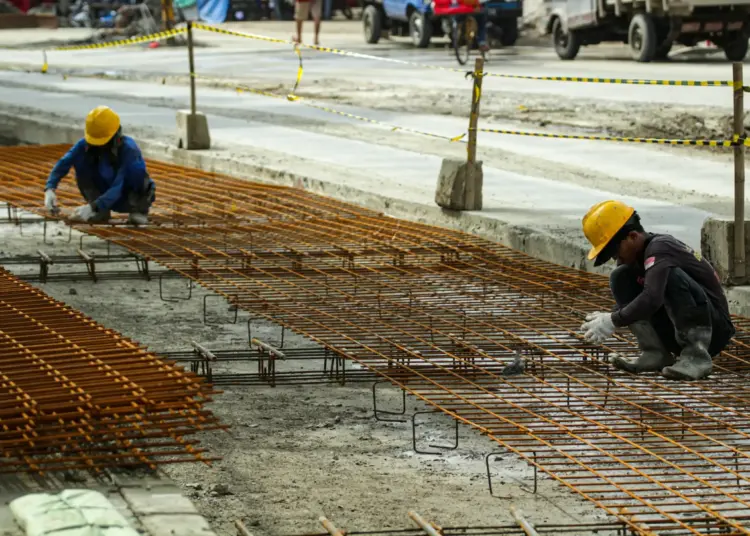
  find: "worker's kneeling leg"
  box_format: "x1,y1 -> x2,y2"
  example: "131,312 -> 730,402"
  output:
661,268 -> 714,381
609,264 -> 676,373
126,177 -> 156,225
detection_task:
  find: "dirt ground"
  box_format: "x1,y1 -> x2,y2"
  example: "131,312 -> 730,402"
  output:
0,214 -> 610,536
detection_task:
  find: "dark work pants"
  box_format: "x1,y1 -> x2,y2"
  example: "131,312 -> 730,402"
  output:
76,173 -> 156,222
610,264 -> 734,357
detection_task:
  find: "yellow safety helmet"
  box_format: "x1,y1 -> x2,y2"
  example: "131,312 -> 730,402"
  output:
85,106 -> 121,146
582,200 -> 636,265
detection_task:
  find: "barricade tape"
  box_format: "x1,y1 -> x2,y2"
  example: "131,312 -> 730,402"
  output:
476,127 -> 742,147
191,73 -> 466,142
41,27 -> 187,73
191,23 -> 733,88
51,27 -> 187,52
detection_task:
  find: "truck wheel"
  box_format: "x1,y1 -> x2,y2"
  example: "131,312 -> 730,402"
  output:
409,10 -> 432,47
363,5 -> 382,43
628,13 -> 657,62
500,18 -> 519,46
552,18 -> 580,60
723,34 -> 749,61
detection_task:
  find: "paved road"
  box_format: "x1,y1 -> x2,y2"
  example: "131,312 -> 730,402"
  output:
0,23 -> 745,109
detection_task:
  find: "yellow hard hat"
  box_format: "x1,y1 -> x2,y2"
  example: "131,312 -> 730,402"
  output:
582,200 -> 636,264
85,106 -> 121,146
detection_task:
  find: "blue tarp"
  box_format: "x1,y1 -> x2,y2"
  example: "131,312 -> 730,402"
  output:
197,0 -> 228,23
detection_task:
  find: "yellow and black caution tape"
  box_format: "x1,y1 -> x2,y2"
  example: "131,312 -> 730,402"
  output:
42,27 -> 187,73
51,27 -> 187,51
192,23 -> 733,88
481,71 -> 733,87
192,73 -> 465,142
477,127 -> 742,147
192,23 -> 465,75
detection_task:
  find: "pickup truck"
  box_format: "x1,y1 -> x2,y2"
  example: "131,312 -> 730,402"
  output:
362,0 -> 522,48
543,0 -> 750,61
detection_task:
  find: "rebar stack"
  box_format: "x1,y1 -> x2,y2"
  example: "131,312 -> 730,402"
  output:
0,265 -> 222,474
5,145 -> 750,533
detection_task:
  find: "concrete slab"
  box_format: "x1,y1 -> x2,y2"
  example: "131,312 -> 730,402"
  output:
140,514 -> 215,536
121,487 -> 199,516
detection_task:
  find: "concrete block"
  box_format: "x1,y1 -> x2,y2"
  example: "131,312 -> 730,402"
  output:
176,110 -> 211,151
434,158 -> 483,211
121,489 -> 197,516
701,217 -> 750,286
140,515 -> 216,536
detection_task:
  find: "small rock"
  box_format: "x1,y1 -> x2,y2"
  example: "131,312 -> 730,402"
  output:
130,288 -> 137,293
69,288 -> 77,295
186,483 -> 203,490
210,483 -> 232,496
333,416 -> 341,424
143,289 -> 150,293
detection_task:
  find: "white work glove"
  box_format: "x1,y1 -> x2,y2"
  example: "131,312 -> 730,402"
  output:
70,203 -> 95,222
581,312 -> 616,343
44,189 -> 58,213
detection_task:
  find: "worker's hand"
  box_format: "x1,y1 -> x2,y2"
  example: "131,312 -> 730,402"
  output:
44,189 -> 58,213
581,312 -> 615,343
70,203 -> 95,222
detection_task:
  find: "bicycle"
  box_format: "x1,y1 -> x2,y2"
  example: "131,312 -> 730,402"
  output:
451,13 -> 487,65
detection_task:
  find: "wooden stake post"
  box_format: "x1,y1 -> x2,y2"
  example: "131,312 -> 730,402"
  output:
187,21 -> 197,117
467,56 -> 484,164
733,62 -> 746,280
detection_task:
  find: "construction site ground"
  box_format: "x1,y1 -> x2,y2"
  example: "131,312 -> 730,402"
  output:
0,215 -> 607,535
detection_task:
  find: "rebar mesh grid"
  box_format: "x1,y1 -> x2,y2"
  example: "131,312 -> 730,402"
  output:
4,145 -> 750,533
0,264 -> 223,474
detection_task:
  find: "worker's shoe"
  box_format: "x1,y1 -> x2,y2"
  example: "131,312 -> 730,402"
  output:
661,326 -> 713,381
611,321 -> 674,373
128,212 -> 148,226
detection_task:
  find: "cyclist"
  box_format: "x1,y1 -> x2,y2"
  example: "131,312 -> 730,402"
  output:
433,0 -> 489,53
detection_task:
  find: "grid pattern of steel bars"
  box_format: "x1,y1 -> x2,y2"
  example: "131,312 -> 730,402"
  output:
4,145 -> 750,534
0,264 -> 223,474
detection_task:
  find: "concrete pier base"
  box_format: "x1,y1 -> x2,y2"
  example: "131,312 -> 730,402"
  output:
700,217 -> 750,286
176,110 -> 211,150
435,158 -> 483,211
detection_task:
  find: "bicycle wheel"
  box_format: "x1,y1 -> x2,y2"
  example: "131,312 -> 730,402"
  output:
453,15 -> 478,65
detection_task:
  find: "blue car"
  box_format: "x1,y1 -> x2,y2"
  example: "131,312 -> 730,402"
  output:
362,0 -> 521,48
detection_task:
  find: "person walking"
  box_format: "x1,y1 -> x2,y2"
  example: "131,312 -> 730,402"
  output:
43,106 -> 156,225
293,0 -> 322,45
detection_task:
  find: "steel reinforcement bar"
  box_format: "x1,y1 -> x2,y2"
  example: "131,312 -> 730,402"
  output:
4,145 -> 750,533
0,263 -> 223,474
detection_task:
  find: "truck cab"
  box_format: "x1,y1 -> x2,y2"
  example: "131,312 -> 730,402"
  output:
544,0 -> 750,61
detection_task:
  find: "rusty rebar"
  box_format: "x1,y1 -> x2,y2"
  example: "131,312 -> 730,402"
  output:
4,145 -> 750,533
0,263 -> 223,473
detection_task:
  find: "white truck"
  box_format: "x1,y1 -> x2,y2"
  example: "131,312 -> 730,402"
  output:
543,0 -> 750,61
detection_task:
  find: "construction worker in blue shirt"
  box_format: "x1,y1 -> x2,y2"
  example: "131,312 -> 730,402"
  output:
43,106 -> 156,225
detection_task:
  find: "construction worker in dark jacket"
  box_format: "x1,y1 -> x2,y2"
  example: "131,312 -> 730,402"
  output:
580,200 -> 735,381
44,106 -> 155,225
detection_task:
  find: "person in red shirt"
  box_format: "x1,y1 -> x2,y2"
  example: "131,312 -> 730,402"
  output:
580,200 -> 735,381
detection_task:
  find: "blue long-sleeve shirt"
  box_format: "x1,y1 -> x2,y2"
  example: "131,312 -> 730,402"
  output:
45,136 -> 152,213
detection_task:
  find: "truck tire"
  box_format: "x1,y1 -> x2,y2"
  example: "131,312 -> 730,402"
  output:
628,13 -> 657,62
409,10 -> 432,48
723,34 -> 749,61
553,18 -> 580,60
500,18 -> 518,46
363,5 -> 382,43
